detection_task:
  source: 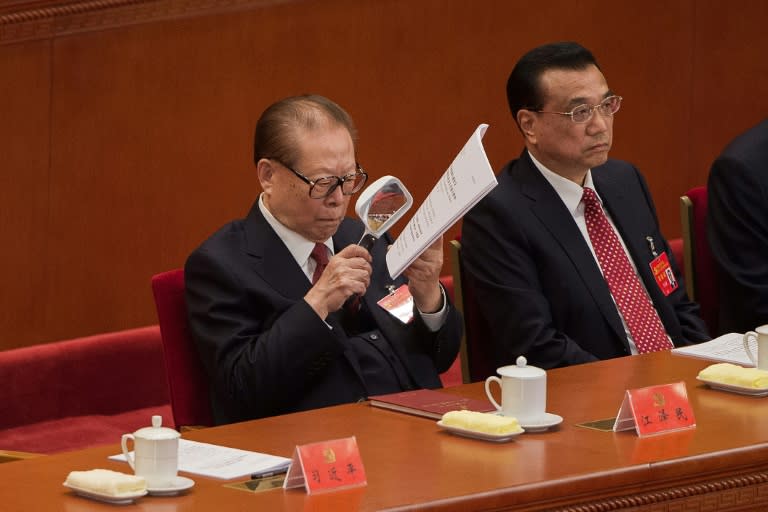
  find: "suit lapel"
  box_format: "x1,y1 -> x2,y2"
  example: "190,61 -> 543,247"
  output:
242,203 -> 313,300
594,169 -> 658,302
241,204 -> 373,387
516,155 -> 627,342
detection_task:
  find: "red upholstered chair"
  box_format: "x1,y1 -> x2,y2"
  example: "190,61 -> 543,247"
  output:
680,186 -> 718,334
668,237 -> 685,282
151,269 -> 213,430
0,326 -> 171,455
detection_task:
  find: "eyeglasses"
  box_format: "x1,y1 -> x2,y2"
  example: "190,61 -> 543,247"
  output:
534,95 -> 622,124
268,158 -> 368,199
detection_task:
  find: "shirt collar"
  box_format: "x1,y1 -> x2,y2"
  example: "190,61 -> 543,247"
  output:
528,152 -> 600,215
258,194 -> 334,265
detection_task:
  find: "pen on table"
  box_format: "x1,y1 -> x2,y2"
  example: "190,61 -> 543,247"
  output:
250,469 -> 288,479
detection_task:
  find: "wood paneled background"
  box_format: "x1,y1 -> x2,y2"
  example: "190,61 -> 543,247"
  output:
1,0 -> 766,350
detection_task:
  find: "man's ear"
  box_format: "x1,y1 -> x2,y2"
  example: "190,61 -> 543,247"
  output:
256,158 -> 274,193
517,110 -> 537,144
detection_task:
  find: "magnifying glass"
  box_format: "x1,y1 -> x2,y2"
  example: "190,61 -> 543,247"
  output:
354,176 -> 414,252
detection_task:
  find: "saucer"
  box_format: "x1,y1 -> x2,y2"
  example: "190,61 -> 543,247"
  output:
696,377 -> 768,397
147,476 -> 195,496
63,483 -> 147,504
519,412 -> 563,432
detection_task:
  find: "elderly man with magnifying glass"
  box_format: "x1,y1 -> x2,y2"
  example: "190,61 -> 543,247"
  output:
185,94 -> 462,425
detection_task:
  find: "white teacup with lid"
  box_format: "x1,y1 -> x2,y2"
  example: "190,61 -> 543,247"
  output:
485,356 -> 547,424
121,415 -> 180,488
743,324 -> 768,370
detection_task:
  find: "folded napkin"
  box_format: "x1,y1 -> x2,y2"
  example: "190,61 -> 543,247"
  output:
64,469 -> 146,496
698,363 -> 768,389
441,410 -> 523,435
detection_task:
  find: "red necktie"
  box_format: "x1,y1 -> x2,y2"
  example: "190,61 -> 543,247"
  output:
310,243 -> 328,284
582,187 -> 672,354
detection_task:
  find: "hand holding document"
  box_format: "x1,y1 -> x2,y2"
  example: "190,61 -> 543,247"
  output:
385,124 -> 497,278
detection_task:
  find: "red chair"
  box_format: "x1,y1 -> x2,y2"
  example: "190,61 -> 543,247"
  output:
151,269 -> 213,430
680,186 -> 718,334
668,237 -> 684,282
0,326 -> 171,455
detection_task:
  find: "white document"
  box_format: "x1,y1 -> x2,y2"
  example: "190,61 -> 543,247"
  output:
671,332 -> 755,367
110,438 -> 292,480
385,123 -> 497,278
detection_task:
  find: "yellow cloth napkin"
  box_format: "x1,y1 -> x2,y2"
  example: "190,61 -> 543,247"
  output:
698,363 -> 768,389
441,410 -> 523,434
64,469 -> 146,496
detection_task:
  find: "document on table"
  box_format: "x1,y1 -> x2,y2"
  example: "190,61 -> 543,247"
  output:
385,123 -> 497,279
110,438 -> 292,480
671,332 -> 755,367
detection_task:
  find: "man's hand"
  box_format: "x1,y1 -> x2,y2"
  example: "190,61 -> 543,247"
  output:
304,245 -> 372,319
403,236 -> 444,313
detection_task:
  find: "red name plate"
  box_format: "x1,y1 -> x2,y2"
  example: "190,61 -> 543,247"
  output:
283,436 -> 367,494
613,381 -> 696,437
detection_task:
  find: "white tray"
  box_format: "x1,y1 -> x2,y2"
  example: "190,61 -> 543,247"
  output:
697,377 -> 768,397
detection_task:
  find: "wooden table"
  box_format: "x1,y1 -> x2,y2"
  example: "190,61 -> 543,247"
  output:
2,351 -> 768,511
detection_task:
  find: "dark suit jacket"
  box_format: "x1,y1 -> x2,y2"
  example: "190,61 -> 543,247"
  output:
185,201 -> 462,424
707,118 -> 768,334
462,152 -> 709,370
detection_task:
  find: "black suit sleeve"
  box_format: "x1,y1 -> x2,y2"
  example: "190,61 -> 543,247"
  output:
185,247 -> 346,422
462,193 -> 599,368
708,154 -> 768,331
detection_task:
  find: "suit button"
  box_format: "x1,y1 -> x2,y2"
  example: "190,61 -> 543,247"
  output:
369,333 -> 379,340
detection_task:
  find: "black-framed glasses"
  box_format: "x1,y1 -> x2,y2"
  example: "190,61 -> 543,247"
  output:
534,95 -> 622,124
268,158 -> 368,199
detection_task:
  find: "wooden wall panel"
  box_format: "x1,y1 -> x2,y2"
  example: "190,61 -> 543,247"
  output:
1,0 -> 766,349
689,0 -> 768,185
0,40 -> 50,349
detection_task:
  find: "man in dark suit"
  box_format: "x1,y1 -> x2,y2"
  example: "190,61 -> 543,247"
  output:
186,95 -> 462,424
462,42 -> 708,370
707,118 -> 768,334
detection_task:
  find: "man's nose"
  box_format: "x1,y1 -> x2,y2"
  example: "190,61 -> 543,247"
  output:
324,183 -> 345,205
586,108 -> 610,133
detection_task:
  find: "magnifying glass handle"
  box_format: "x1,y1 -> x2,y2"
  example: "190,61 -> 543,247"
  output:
358,233 -> 378,252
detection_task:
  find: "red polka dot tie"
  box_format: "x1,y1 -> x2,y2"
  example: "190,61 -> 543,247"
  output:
310,243 -> 328,284
582,187 -> 672,354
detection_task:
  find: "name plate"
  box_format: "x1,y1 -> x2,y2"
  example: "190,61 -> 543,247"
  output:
283,436 -> 367,494
613,381 -> 696,437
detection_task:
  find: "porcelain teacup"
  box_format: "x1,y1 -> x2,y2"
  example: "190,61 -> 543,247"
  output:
743,325 -> 768,371
121,415 -> 180,488
484,356 -> 546,424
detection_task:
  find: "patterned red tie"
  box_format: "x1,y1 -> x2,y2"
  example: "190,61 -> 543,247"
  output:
310,243 -> 328,284
582,187 -> 672,354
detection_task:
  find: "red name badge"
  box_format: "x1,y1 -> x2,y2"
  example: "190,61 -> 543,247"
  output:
283,436 -> 367,494
613,381 -> 696,437
377,284 -> 414,324
649,252 -> 679,296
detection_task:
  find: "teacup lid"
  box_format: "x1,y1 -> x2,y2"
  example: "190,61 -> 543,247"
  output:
497,356 -> 546,379
133,415 -> 180,440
